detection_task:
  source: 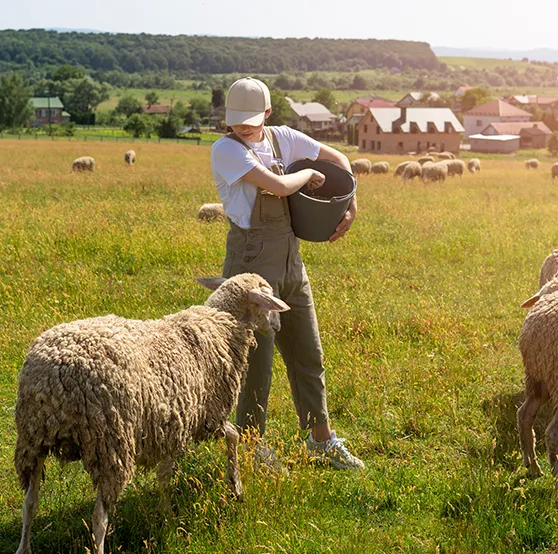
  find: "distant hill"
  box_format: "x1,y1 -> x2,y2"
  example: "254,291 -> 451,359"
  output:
434,46 -> 558,63
0,29 -> 440,75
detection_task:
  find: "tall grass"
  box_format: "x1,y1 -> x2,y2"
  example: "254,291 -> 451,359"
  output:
2,142 -> 558,553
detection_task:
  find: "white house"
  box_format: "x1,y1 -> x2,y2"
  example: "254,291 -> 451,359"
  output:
463,99 -> 531,138
285,98 -> 337,135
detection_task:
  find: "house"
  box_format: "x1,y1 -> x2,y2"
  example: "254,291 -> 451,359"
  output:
345,94 -> 396,120
504,95 -> 558,115
469,134 -> 520,153
396,92 -> 440,108
346,113 -> 364,146
141,104 -> 171,116
29,97 -> 70,127
463,100 -> 531,138
285,98 -> 337,135
356,107 -> 463,154
209,106 -> 226,130
481,121 -> 552,149
455,86 -> 473,96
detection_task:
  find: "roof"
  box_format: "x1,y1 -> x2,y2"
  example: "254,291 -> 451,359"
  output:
507,95 -> 558,106
464,100 -> 531,117
456,86 -> 473,95
354,96 -> 396,108
366,107 -> 464,133
303,112 -> 337,122
288,100 -> 335,119
141,104 -> 171,114
469,134 -> 520,141
347,113 -> 364,125
483,121 -> 551,136
31,97 -> 64,109
401,92 -> 440,102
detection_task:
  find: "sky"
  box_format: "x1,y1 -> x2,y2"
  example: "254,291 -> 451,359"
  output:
1,0 -> 558,51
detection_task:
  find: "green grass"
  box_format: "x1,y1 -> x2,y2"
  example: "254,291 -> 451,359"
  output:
2,142 -> 558,552
439,56 -> 547,71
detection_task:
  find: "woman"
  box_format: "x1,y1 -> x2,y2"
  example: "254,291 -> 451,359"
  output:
210,77 -> 363,471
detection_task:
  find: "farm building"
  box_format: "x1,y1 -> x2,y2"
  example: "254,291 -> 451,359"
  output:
356,107 -> 463,154
29,97 -> 70,127
503,95 -> 558,115
397,92 -> 440,108
345,94 -> 396,120
469,134 -> 520,153
481,121 -> 552,149
285,98 -> 337,136
463,100 -> 531,138
141,104 -> 171,116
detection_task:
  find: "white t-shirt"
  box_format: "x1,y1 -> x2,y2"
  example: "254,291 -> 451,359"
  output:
211,125 -> 322,229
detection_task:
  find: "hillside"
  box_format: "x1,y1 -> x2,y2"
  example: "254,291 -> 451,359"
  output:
0,29 -> 439,75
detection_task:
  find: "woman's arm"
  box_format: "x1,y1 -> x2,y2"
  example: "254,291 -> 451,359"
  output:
242,165 -> 325,197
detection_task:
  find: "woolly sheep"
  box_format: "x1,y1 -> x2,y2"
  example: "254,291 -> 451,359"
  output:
517,275 -> 558,479
552,163 -> 558,179
539,249 -> 558,287
124,150 -> 136,165
72,156 -> 95,172
467,158 -> 481,174
421,162 -> 448,182
198,203 -> 226,222
350,158 -> 372,175
436,152 -> 456,160
440,159 -> 466,177
393,161 -> 410,177
417,156 -> 435,165
371,161 -> 390,174
526,159 -> 540,170
14,273 -> 289,554
402,161 -> 422,181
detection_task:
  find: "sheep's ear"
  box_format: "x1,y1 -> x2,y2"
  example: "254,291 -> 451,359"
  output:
248,289 -> 290,312
521,292 -> 541,309
196,277 -> 226,291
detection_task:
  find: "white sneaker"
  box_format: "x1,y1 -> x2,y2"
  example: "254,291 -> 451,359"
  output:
306,430 -> 365,470
253,439 -> 290,476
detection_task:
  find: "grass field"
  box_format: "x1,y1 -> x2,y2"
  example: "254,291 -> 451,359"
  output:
2,141 -> 558,553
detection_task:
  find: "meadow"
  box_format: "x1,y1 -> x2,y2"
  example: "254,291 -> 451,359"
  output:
2,140 -> 558,553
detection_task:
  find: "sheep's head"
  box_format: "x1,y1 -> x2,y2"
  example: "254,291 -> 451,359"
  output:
522,275 -> 558,308
198,273 -> 290,335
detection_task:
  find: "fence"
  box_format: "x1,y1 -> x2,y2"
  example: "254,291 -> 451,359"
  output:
0,133 -> 217,146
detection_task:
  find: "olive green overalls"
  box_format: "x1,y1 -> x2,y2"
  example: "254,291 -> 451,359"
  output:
223,127 -> 329,435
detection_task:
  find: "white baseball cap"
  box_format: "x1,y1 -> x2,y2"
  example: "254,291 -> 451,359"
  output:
225,77 -> 271,127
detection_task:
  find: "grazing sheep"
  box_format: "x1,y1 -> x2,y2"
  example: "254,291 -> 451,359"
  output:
517,275 -> 558,479
402,161 -> 422,181
124,150 -> 136,165
72,156 -> 95,172
14,273 -> 289,554
552,163 -> 558,179
440,159 -> 466,177
371,161 -> 390,174
198,203 -> 226,222
417,156 -> 435,165
467,158 -> 481,174
421,162 -> 448,182
436,152 -> 456,160
393,161 -> 410,177
539,249 -> 558,287
350,158 -> 372,175
526,159 -> 540,170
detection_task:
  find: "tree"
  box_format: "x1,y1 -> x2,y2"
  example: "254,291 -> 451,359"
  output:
114,94 -> 142,117
145,91 -> 159,106
461,87 -> 492,113
266,90 -> 291,126
548,132 -> 558,156
188,96 -> 210,119
51,64 -> 84,82
123,113 -> 153,138
61,77 -> 110,120
211,88 -> 224,108
350,75 -> 367,90
312,88 -> 336,111
0,73 -> 33,132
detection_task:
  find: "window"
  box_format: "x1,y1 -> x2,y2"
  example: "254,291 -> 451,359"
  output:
376,126 -> 381,134
476,120 -> 483,127
377,141 -> 382,151
362,139 -> 366,150
371,141 -> 375,150
398,141 -> 404,150
364,124 -> 368,133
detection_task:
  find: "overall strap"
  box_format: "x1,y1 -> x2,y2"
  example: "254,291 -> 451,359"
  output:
263,127 -> 283,161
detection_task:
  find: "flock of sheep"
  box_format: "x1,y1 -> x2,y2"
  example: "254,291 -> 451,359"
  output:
71,149 -> 136,172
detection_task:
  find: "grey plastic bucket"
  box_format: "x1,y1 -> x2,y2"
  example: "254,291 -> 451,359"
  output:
286,159 -> 356,242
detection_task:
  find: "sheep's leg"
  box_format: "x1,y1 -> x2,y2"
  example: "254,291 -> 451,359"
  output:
546,410 -> 558,481
92,488 -> 108,554
16,457 -> 45,554
224,421 -> 242,498
517,383 -> 548,477
157,458 -> 176,513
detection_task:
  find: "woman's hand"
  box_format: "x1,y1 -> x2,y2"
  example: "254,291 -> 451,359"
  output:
306,170 -> 325,191
329,196 -> 357,243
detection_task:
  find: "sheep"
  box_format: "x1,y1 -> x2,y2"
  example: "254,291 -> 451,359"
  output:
421,162 -> 448,182
417,156 -> 435,165
393,161 -> 410,177
552,163 -> 558,179
427,146 -> 438,153
402,161 -> 422,181
539,249 -> 558,287
371,161 -> 390,174
350,158 -> 372,175
440,159 -> 466,177
124,150 -> 136,165
526,159 -> 540,170
72,156 -> 95,172
198,203 -> 226,222
436,151 -> 456,160
467,158 -> 481,174
517,274 -> 558,479
14,273 -> 290,554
